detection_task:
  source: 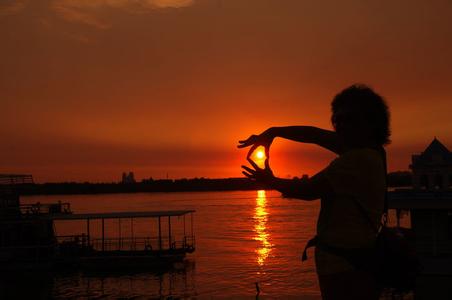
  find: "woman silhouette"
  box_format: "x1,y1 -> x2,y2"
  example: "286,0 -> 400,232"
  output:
239,84 -> 390,300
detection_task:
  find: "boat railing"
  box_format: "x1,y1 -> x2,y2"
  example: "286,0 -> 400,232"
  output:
0,174 -> 34,196
56,235 -> 195,253
20,202 -> 72,216
57,234 -> 89,246
0,174 -> 34,186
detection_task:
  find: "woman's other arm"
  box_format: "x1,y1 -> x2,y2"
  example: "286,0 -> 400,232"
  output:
270,172 -> 332,200
242,161 -> 332,201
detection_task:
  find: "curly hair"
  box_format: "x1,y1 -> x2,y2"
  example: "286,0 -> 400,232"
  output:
331,84 -> 391,146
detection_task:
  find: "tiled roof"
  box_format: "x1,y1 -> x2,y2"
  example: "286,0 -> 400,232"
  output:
411,138 -> 452,166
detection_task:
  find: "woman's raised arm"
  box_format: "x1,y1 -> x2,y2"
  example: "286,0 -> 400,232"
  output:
238,126 -> 344,155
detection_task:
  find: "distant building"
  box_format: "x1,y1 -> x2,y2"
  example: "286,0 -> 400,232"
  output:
390,138 -> 452,280
410,138 -> 452,190
121,172 -> 136,184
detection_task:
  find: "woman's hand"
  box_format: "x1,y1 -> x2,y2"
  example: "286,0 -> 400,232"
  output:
237,128 -> 275,160
241,158 -> 275,185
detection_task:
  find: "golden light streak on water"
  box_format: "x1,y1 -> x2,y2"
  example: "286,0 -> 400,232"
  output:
253,190 -> 273,266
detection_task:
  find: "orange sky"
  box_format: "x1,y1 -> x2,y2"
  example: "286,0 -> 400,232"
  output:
1,0 -> 452,182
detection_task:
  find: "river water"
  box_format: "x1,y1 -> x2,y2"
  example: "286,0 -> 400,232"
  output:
14,190 -> 323,298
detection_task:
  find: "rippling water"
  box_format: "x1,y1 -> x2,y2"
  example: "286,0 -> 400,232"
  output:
18,190 -> 323,298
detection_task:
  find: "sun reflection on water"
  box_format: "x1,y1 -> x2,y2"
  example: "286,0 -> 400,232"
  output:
253,190 -> 273,266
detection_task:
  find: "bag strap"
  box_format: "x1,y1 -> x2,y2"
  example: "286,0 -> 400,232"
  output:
301,236 -> 317,261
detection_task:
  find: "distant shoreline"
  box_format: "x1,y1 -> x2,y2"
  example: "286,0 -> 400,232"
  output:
18,172 -> 412,196
19,178 -> 266,196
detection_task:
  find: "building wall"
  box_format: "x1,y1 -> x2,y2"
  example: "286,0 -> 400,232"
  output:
412,210 -> 452,256
412,167 -> 452,190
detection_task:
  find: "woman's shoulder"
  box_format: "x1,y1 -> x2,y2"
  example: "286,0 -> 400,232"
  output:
342,148 -> 382,158
337,148 -> 384,168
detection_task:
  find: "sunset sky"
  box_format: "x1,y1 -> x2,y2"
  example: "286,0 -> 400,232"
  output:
1,0 -> 452,182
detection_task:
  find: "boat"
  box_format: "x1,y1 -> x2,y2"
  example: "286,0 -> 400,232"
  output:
0,174 -> 196,271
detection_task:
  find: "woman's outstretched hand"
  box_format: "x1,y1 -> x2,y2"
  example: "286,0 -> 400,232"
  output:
237,128 -> 275,160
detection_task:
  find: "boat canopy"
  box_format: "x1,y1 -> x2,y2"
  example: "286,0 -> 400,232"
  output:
48,210 -> 195,220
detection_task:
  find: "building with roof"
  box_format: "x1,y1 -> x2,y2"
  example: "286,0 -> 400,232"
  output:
410,138 -> 452,190
389,138 -> 452,286
121,171 -> 136,184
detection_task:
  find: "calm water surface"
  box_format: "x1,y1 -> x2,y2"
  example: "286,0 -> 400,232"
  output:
18,190 -> 321,298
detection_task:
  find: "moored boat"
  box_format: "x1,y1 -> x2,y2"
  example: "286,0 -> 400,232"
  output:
0,174 -> 196,271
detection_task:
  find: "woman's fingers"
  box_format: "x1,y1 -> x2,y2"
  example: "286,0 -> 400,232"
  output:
246,156 -> 261,171
242,171 -> 254,178
238,135 -> 255,144
241,165 -> 256,179
246,144 -> 259,160
264,145 -> 270,157
237,135 -> 257,148
264,158 -> 270,170
237,139 -> 245,148
241,165 -> 256,174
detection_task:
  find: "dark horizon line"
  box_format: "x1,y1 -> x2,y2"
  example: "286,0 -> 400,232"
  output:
35,170 -> 412,185
15,172 -> 413,196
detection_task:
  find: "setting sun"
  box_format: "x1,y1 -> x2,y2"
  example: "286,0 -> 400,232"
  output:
251,146 -> 267,169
